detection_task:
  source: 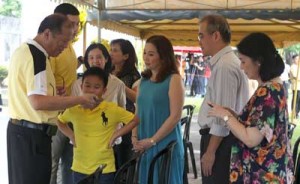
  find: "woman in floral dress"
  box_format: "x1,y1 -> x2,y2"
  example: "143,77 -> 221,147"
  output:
207,32 -> 294,184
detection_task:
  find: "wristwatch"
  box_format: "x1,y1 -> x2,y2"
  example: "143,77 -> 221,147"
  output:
223,115 -> 232,128
150,139 -> 156,146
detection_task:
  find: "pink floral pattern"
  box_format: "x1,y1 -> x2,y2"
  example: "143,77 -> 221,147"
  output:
230,82 -> 294,184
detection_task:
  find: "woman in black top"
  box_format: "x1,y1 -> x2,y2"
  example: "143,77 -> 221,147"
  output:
110,39 -> 141,168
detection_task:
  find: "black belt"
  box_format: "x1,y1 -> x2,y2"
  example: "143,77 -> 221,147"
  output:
199,128 -> 210,135
10,119 -> 57,136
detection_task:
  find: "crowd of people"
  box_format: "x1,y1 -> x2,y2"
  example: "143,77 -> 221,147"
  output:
177,53 -> 211,97
6,3 -> 296,184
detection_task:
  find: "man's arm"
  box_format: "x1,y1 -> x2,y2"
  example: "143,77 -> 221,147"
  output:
201,136 -> 223,176
28,93 -> 98,111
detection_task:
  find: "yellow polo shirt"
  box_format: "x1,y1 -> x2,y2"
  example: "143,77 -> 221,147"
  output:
8,40 -> 58,124
50,43 -> 77,96
58,101 -> 134,174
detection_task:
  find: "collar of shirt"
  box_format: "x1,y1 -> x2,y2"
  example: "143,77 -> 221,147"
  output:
209,45 -> 233,68
77,100 -> 108,112
26,39 -> 49,58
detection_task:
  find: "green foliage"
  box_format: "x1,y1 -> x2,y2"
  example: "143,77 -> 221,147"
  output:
284,43 -> 300,53
0,0 -> 21,18
283,43 -> 300,64
0,66 -> 8,84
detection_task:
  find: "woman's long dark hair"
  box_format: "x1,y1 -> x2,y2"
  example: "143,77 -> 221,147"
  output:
110,39 -> 139,77
141,35 -> 179,82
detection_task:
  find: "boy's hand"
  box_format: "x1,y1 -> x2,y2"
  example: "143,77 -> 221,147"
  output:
69,134 -> 76,147
108,132 -> 119,148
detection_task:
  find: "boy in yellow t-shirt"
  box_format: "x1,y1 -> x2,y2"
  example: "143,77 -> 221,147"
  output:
56,67 -> 139,184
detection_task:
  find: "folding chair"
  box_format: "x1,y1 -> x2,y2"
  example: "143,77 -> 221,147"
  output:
181,105 -> 197,182
148,140 -> 177,184
114,153 -> 141,184
78,164 -> 107,184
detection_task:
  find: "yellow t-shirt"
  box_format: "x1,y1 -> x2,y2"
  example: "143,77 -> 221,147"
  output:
58,101 -> 134,174
50,43 -> 77,96
8,40 -> 58,123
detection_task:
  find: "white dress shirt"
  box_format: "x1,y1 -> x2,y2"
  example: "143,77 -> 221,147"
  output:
197,46 -> 249,137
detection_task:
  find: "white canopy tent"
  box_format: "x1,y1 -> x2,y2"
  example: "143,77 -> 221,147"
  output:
50,0 -> 300,48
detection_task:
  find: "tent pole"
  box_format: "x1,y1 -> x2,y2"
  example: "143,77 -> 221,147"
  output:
292,55 -> 300,124
83,21 -> 87,55
97,0 -> 102,42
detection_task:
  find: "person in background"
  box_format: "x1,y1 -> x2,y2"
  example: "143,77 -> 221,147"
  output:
184,53 -> 192,87
57,67 -> 139,184
50,3 -> 82,184
175,54 -> 185,81
197,14 -> 249,184
110,39 -> 141,168
7,14 -> 98,184
208,32 -> 294,184
110,39 -> 140,112
132,35 -> 184,184
280,59 -> 291,99
202,56 -> 211,95
190,56 -> 206,97
290,53 -> 300,119
72,43 -> 126,108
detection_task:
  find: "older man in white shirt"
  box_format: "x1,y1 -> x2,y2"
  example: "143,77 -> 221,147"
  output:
197,14 -> 249,184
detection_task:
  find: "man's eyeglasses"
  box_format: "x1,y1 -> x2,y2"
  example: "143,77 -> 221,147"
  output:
197,31 -> 216,41
198,33 -> 203,41
49,75 -> 65,96
49,83 -> 55,96
56,74 -> 65,89
56,75 -> 65,96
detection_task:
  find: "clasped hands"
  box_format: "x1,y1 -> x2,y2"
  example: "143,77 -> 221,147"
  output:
132,138 -> 154,152
108,133 -> 153,153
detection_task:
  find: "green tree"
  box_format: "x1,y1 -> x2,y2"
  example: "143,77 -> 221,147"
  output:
0,65 -> 8,85
283,43 -> 300,65
0,0 -> 21,18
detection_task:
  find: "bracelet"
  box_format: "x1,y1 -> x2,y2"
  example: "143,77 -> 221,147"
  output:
150,139 -> 156,146
131,135 -> 137,138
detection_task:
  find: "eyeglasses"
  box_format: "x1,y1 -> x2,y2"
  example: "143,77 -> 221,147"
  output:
197,33 -> 203,41
56,75 -> 65,95
56,74 -> 65,89
197,31 -> 216,41
49,83 -> 55,96
49,75 -> 65,96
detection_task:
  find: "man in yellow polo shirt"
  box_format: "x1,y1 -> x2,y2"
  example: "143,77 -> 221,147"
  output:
7,14 -> 99,184
50,3 -> 82,184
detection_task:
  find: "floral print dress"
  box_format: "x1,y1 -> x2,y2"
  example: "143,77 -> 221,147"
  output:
230,82 -> 294,184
